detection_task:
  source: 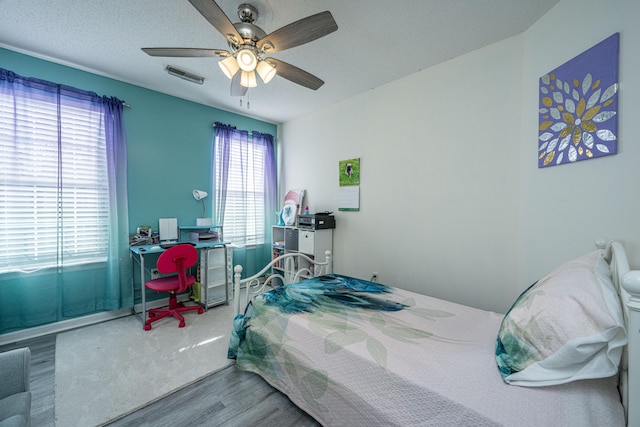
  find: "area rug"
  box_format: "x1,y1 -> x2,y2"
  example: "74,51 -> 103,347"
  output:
54,303 -> 235,426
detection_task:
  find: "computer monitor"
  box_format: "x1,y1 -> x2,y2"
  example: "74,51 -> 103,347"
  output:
158,218 -> 178,243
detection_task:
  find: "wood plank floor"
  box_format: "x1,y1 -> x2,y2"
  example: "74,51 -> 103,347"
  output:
0,332 -> 320,426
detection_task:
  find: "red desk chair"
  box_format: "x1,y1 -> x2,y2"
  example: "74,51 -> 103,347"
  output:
144,244 -> 203,330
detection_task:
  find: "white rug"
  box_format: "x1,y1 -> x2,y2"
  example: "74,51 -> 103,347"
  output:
54,303 -> 235,426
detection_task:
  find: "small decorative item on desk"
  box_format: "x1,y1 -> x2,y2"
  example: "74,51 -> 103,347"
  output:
304,206 -> 310,215
137,226 -> 151,237
130,225 -> 154,246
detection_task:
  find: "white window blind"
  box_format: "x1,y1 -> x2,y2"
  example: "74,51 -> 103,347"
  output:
0,92 -> 109,273
215,134 -> 266,246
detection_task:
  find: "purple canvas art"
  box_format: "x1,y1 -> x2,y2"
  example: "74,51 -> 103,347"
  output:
538,33 -> 619,168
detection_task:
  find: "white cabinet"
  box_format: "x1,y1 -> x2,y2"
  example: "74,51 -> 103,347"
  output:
298,229 -> 332,257
198,245 -> 232,308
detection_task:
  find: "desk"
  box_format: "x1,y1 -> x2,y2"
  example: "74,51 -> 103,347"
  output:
129,241 -> 229,328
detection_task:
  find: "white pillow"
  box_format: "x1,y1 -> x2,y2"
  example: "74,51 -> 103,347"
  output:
495,250 -> 627,386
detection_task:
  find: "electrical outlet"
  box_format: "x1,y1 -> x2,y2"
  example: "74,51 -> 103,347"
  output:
151,268 -> 160,280
371,272 -> 379,283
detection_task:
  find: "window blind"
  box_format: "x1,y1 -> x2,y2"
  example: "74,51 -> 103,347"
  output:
215,134 -> 266,246
0,91 -> 109,273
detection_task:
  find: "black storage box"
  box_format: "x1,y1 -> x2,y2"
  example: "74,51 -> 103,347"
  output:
297,213 -> 336,230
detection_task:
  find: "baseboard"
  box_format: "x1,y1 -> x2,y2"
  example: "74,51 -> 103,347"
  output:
0,309 -> 131,346
0,295 -> 193,346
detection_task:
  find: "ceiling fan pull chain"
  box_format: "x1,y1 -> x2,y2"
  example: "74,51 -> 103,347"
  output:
239,94 -> 250,109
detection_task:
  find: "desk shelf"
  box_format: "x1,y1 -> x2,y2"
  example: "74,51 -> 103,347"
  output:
179,225 -> 223,243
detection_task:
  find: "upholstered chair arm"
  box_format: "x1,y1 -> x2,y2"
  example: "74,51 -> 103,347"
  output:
0,347 -> 31,400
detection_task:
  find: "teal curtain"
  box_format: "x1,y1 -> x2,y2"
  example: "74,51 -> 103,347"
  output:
0,68 -> 131,334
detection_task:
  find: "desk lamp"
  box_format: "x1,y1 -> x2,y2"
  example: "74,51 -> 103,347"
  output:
193,189 -> 212,226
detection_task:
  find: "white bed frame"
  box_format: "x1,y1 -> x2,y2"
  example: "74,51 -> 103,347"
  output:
233,250 -> 332,316
233,242 -> 640,427
605,240 -> 640,427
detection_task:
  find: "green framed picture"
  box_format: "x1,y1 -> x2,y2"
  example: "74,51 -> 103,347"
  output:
339,158 -> 360,186
339,158 -> 360,211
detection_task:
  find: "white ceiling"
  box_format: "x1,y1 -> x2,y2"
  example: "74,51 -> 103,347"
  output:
0,0 -> 559,124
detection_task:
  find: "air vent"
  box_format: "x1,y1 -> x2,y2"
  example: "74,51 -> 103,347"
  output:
165,65 -> 205,85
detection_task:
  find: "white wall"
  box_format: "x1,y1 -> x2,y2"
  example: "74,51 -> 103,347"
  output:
518,0 -> 640,288
280,0 -> 639,313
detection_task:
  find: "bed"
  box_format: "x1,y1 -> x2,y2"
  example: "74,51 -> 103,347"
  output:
229,241 -> 639,426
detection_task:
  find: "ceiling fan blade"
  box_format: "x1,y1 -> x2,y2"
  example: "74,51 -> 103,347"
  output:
188,0 -> 243,45
230,73 -> 248,97
142,47 -> 228,57
257,11 -> 338,54
266,58 -> 324,90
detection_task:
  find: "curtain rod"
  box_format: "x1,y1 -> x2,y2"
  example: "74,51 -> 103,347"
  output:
212,123 -> 274,139
212,124 -> 258,136
213,123 -> 244,131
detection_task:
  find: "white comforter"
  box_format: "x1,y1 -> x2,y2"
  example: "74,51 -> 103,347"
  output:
233,280 -> 625,426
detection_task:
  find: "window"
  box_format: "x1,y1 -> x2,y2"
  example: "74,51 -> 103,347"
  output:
213,124 -> 276,249
0,89 -> 109,273
214,131 -> 268,246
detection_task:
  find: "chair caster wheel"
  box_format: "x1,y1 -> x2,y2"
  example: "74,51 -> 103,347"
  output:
179,321 -> 185,328
144,324 -> 152,331
197,308 -> 204,314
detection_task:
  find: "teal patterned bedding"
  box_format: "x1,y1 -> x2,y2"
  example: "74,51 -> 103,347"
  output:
228,274 -> 410,360
227,274 -> 625,426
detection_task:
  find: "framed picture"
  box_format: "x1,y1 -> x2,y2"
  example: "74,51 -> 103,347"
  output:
137,226 -> 151,237
339,158 -> 360,211
538,33 -> 619,168
281,189 -> 304,225
339,158 -> 360,186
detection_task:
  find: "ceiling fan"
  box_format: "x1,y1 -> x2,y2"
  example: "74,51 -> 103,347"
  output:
142,0 -> 338,96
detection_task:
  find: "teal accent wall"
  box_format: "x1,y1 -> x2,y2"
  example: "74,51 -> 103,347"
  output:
0,47 -> 277,232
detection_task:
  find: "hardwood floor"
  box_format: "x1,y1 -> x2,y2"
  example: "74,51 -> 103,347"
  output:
0,335 -> 56,427
0,332 -> 320,426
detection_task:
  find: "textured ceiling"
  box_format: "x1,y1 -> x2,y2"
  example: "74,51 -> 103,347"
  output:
0,0 -> 559,124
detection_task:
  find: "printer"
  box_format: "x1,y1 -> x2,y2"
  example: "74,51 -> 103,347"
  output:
188,230 -> 219,242
297,212 -> 335,230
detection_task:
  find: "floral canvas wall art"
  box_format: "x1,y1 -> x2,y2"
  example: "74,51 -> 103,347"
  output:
538,33 -> 619,168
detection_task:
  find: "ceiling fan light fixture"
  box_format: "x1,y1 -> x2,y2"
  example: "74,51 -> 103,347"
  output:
218,56 -> 239,79
256,60 -> 276,83
236,48 -> 257,72
146,2 -> 338,95
240,70 -> 257,88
